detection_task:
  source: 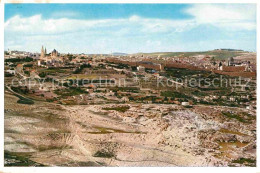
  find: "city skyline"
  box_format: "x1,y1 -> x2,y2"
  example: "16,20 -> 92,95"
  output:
4,4 -> 256,54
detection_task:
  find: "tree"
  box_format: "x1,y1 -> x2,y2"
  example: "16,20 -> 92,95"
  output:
39,72 -> 47,78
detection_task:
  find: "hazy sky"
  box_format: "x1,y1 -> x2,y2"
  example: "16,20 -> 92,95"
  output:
4,4 -> 256,54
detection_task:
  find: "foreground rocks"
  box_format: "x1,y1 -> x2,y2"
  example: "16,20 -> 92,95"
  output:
4,92 -> 256,166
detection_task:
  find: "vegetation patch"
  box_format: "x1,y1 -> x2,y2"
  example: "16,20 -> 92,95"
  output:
54,87 -> 88,97
102,106 -> 130,113
110,87 -> 140,93
93,150 -> 114,158
39,68 -> 67,74
232,158 -> 256,166
24,63 -> 33,67
165,67 -> 208,78
5,57 -> 34,63
221,111 -> 254,123
10,87 -> 34,105
73,63 -> 91,74
161,91 -> 191,99
4,151 -> 44,167
17,97 -> 34,105
37,145 -> 72,152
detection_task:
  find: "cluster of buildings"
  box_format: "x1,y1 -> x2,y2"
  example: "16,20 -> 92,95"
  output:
105,53 -> 256,76
106,58 -> 164,72
4,46 -> 256,110
37,46 -> 64,67
5,47 -> 256,75
4,49 -> 40,59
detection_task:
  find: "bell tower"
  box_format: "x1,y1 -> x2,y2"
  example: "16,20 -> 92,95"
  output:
40,45 -> 45,59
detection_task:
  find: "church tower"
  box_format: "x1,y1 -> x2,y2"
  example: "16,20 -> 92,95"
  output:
45,47 -> 47,55
40,45 -> 45,59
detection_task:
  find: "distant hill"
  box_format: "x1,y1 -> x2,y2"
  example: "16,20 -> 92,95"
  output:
111,52 -> 128,56
132,49 -> 250,60
214,48 -> 243,51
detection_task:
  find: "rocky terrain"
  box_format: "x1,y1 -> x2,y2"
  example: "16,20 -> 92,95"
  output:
4,90 -> 256,167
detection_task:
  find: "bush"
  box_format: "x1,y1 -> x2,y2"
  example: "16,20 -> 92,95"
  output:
161,91 -> 191,99
93,150 -> 114,158
39,72 -> 47,78
232,158 -> 256,166
222,111 -> 252,123
24,71 -> 30,75
73,63 -> 91,74
5,57 -> 34,63
24,64 -> 33,67
5,72 -> 14,77
103,106 -> 130,113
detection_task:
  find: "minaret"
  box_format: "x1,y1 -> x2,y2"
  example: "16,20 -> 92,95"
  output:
40,46 -> 45,59
45,47 -> 47,55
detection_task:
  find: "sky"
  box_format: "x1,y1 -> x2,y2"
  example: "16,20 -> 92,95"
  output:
4,3 -> 256,54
